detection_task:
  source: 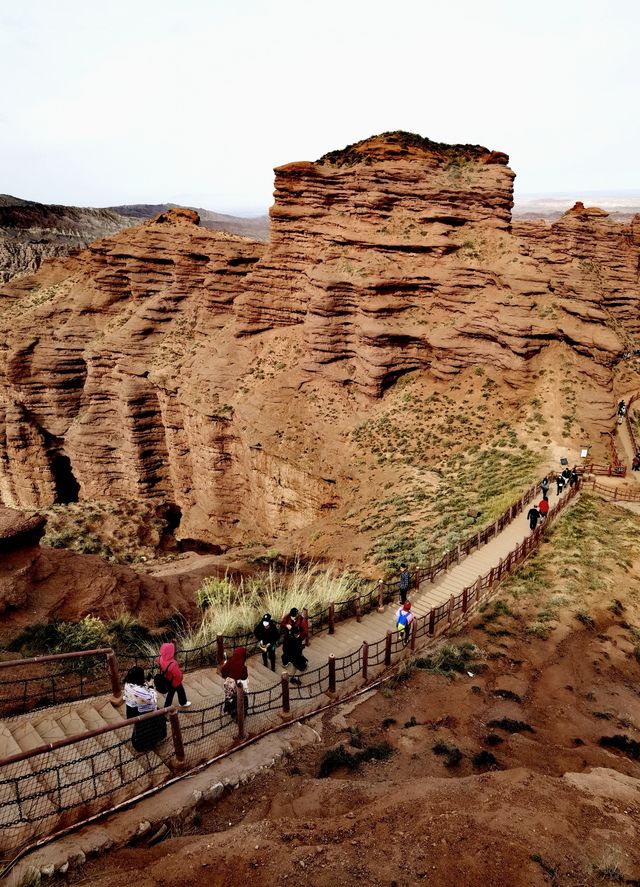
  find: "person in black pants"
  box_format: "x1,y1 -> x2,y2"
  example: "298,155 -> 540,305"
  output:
399,564 -> 411,604
254,613 -> 279,671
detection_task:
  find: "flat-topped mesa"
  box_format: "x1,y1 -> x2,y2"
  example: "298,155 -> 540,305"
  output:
235,131 -> 516,341
270,130 -> 514,240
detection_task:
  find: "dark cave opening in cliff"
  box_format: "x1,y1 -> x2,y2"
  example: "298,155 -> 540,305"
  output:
51,453 -> 80,504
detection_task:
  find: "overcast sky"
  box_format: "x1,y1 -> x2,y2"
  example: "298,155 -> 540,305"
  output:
1,0 -> 638,214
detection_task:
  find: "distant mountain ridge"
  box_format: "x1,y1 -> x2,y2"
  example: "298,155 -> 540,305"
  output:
0,194 -> 268,283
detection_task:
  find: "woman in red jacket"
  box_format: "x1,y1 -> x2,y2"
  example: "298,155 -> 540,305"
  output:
221,647 -> 249,717
538,496 -> 550,520
157,642 -> 191,709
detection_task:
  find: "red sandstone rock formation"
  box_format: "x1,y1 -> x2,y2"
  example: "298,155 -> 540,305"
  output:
1,133 -> 639,553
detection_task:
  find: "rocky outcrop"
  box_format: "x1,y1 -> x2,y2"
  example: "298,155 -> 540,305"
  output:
0,195 -> 137,284
515,203 -> 640,336
235,132 -> 635,395
1,133 -> 639,551
0,195 -> 269,284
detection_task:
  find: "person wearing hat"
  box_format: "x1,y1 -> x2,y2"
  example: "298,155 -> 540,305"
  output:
280,607 -> 309,645
253,613 -> 279,671
395,600 -> 415,647
281,624 -> 307,685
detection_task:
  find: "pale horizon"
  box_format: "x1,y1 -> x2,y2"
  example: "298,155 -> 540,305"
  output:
1,0 -> 638,215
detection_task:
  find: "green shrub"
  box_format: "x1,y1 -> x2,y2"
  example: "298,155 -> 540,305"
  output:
416,641 -> 483,675
599,734 -> 640,760
487,718 -> 534,734
472,750 -> 497,768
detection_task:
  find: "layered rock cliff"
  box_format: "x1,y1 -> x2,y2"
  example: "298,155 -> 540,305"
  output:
0,195 -> 269,284
1,132 -> 639,556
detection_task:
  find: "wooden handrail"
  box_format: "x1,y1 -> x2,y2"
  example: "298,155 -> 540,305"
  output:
0,706 -> 179,768
0,648 -> 115,670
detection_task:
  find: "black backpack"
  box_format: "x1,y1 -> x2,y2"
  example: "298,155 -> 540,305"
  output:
153,665 -> 171,694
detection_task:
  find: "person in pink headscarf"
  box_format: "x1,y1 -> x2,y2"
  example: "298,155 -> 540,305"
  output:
156,642 -> 191,709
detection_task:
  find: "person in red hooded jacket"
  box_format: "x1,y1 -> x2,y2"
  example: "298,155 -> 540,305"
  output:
538,496 -> 550,520
157,642 -> 191,709
221,647 -> 249,717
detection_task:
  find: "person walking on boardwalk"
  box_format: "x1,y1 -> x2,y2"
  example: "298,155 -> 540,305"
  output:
527,505 -> 541,531
395,600 -> 415,646
538,496 -> 549,521
124,666 -> 166,751
562,466 -> 571,487
221,647 -> 249,718
156,642 -> 191,709
569,466 -> 578,487
280,607 -> 309,645
399,563 -> 411,604
541,476 -> 550,497
254,613 -> 279,672
281,625 -> 307,685
556,473 -> 564,496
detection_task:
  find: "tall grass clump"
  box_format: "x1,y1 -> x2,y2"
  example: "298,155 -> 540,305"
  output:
162,562 -> 361,655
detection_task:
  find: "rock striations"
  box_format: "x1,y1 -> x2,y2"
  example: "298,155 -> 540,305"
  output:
1,132 -> 639,550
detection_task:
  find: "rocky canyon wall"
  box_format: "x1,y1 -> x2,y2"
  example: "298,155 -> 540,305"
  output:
1,132 -> 639,550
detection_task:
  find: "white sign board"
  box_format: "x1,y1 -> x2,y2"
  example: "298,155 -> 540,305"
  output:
580,447 -> 589,459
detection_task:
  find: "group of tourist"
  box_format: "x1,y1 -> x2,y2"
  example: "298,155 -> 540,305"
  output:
527,467 -> 577,531
123,464 -> 587,751
122,607 -> 312,748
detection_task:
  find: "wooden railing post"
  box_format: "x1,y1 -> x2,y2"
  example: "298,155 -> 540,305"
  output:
216,635 -> 224,666
328,603 -> 335,634
303,608 -> 310,647
384,631 -> 392,666
488,567 -> 495,589
168,710 -> 185,763
362,641 -> 369,681
106,651 -> 122,703
328,654 -> 336,694
377,581 -> 385,612
447,594 -> 454,626
410,619 -> 417,651
462,587 -> 468,614
456,544 -> 461,564
476,576 -> 482,602
355,597 -> 361,624
281,671 -> 290,714
429,608 -> 436,636
429,559 -> 436,582
236,683 -> 245,740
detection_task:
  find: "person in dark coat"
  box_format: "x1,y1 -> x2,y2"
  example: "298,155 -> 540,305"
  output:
541,476 -> 550,496
527,506 -> 541,531
123,666 -> 166,752
280,607 -> 308,644
254,613 -> 279,671
282,627 -> 307,686
556,473 -> 564,496
398,564 -> 411,605
221,646 -> 249,717
561,467 -> 571,487
569,467 -> 578,487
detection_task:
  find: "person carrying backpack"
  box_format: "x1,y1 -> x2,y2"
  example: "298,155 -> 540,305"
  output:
527,505 -> 541,531
156,642 -> 191,709
254,613 -> 279,671
399,564 -> 411,604
124,666 -> 166,752
395,600 -> 415,646
221,647 -> 249,718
